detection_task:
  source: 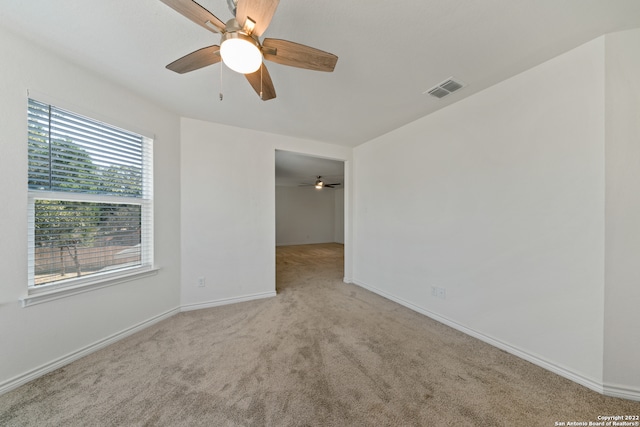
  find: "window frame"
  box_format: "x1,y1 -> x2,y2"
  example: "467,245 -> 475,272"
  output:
23,97 -> 156,307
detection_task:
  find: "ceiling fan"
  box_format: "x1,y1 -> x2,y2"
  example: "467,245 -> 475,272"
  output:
159,0 -> 338,101
300,176 -> 341,189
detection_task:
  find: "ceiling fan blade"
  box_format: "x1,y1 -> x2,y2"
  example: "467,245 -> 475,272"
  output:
236,0 -> 279,36
236,0 -> 280,37
263,39 -> 338,72
244,63 -> 276,101
166,45 -> 221,74
327,183 -> 341,186
159,0 -> 226,33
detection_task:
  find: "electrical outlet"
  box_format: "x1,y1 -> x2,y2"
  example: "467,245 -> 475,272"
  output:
197,276 -> 206,288
432,286 -> 446,299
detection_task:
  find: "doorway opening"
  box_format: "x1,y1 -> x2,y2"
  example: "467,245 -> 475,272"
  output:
275,150 -> 345,292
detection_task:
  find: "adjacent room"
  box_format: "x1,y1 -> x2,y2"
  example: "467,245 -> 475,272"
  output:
275,150 -> 344,246
1,0 -> 640,424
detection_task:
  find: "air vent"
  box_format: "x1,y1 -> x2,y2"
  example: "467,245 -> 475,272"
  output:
425,77 -> 466,99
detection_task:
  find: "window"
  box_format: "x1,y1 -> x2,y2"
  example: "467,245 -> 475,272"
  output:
27,99 -> 153,290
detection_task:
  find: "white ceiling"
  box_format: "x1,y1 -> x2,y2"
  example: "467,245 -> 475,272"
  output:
1,1 -> 640,147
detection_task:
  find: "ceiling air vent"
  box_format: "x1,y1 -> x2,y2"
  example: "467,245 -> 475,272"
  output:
425,77 -> 466,99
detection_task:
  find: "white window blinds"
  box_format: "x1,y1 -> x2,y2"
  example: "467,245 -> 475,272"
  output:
27,99 -> 153,288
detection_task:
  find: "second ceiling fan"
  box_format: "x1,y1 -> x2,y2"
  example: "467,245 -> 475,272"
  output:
299,176 -> 341,189
159,0 -> 339,101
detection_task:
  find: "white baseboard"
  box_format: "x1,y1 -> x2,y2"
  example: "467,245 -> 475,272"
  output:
343,277 -> 353,284
6,284 -> 637,403
352,279 -> 612,398
1,291 -> 278,397
180,291 -> 277,312
603,383 -> 640,401
276,241 -> 341,247
276,241 -> 318,247
0,307 -> 180,396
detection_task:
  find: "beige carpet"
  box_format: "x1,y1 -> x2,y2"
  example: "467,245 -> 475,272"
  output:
1,243 -> 638,426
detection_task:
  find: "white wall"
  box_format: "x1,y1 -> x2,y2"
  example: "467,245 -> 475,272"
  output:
604,29 -> 640,398
180,119 -> 351,310
334,188 -> 345,244
353,38 -> 607,390
276,186 -> 336,246
0,27 -> 181,391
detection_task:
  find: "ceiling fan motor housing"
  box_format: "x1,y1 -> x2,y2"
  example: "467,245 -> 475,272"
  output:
220,27 -> 261,51
226,0 -> 238,16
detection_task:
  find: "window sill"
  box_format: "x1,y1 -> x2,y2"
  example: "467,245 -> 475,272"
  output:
21,267 -> 159,307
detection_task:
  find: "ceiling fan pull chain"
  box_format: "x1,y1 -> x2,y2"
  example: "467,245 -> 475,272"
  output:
219,61 -> 224,101
259,63 -> 263,100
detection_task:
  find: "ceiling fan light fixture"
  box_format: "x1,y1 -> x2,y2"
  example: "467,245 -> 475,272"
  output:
315,177 -> 324,189
161,0 -> 339,100
220,32 -> 262,74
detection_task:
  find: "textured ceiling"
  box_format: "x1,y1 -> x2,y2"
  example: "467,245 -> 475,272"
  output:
1,0 -> 640,147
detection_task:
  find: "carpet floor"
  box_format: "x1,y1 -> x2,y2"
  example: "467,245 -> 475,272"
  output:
1,243 -> 638,426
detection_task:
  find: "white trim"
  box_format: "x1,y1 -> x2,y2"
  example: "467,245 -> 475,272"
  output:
343,277 -> 353,284
7,285 -> 638,402
3,292 -> 277,396
352,279 -> 606,396
276,241 -> 338,247
0,307 -> 179,396
180,291 -> 277,312
22,267 -> 159,307
29,190 -> 146,205
603,383 -> 640,401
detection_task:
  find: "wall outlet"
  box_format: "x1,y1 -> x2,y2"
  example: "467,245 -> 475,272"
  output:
197,276 -> 206,288
432,286 -> 446,300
